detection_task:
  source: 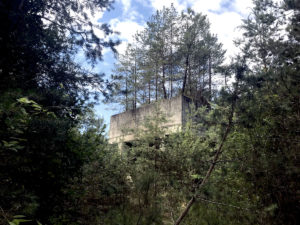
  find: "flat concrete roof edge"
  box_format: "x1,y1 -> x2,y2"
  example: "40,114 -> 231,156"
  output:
110,95 -> 186,118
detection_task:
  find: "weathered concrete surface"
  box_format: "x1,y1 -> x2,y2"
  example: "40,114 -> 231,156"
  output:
109,95 -> 194,144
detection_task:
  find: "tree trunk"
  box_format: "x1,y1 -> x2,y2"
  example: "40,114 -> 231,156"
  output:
162,64 -> 167,99
148,80 -> 151,104
170,23 -> 173,98
208,55 -> 212,101
188,63 -> 192,96
134,55 -> 137,110
182,55 -> 189,95
155,62 -> 158,101
125,77 -> 128,110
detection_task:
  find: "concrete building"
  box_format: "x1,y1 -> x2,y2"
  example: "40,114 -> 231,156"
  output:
109,95 -> 198,145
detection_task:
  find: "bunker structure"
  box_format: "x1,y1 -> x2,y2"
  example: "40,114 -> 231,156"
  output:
108,95 -> 199,146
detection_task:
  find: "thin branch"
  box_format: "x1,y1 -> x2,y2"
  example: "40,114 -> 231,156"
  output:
0,207 -> 9,223
174,82 -> 238,225
39,16 -> 88,36
196,197 -> 250,211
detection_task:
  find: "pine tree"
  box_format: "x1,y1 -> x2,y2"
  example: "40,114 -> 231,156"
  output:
110,6 -> 225,110
223,0 -> 300,223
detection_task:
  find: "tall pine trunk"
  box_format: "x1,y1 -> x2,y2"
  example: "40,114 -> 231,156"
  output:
134,54 -> 137,110
162,64 -> 167,99
170,23 -> 174,98
148,80 -> 151,104
125,77 -> 128,110
182,54 -> 189,95
155,61 -> 158,101
208,54 -> 212,101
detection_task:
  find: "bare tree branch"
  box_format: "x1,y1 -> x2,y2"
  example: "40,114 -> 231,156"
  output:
174,82 -> 239,225
196,197 -> 250,211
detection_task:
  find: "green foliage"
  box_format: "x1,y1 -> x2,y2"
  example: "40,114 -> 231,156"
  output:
108,6 -> 225,110
110,103 -> 254,225
0,0 -> 118,223
228,1 -> 299,224
1,0 -> 298,224
8,216 -> 31,225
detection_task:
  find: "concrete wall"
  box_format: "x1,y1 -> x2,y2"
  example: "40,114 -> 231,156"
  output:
109,95 -> 188,144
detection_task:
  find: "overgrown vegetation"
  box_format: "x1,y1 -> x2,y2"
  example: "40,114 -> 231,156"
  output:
0,0 -> 299,225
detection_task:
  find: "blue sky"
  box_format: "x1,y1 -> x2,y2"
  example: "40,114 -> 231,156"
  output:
85,0 -> 256,133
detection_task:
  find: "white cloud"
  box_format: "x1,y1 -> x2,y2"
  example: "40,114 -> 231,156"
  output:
145,0 -> 251,59
118,0 -> 132,14
102,47 -> 111,57
103,0 -> 259,60
127,9 -> 144,21
233,0 -> 253,16
109,18 -> 144,54
110,19 -> 144,42
135,0 -> 151,8
188,0 -> 223,13
206,11 -> 243,60
149,0 -> 187,12
170,0 -> 255,60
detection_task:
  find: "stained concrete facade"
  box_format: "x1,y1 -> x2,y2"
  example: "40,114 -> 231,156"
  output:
109,95 -> 195,144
